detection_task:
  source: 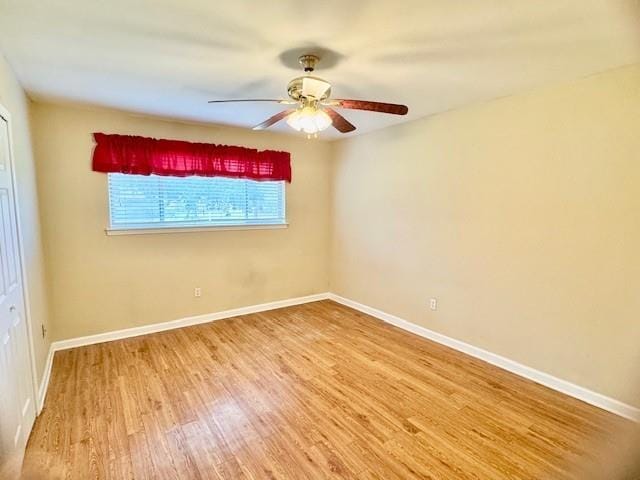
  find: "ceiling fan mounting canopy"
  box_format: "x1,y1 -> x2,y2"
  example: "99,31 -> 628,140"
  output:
207,52 -> 408,136
299,54 -> 320,72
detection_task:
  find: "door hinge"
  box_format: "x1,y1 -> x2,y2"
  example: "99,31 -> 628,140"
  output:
41,324 -> 47,339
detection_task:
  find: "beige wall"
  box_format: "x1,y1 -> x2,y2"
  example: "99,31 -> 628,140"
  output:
330,64 -> 640,407
32,103 -> 331,340
0,54 -> 51,386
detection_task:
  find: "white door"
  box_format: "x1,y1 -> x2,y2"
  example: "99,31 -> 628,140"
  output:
0,111 -> 36,475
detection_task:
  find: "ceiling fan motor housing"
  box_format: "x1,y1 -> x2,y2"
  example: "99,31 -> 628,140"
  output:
287,76 -> 332,102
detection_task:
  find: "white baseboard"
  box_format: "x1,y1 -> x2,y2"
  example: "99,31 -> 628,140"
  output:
37,345 -> 54,414
328,293 -> 640,422
51,293 -> 330,352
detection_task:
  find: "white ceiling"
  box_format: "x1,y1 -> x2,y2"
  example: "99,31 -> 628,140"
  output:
1,0 -> 639,139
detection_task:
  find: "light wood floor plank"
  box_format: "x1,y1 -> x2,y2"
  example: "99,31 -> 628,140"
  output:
23,300 -> 630,479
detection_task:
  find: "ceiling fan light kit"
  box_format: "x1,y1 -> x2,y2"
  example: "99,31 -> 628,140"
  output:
208,53 -> 408,137
286,106 -> 332,136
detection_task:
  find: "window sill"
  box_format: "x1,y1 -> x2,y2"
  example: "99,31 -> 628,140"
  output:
105,223 -> 289,236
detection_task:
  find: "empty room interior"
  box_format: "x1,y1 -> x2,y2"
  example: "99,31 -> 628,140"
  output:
1,1 -> 640,478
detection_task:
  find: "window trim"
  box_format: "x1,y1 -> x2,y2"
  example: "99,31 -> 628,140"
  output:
106,173 -> 287,234
105,222 -> 288,236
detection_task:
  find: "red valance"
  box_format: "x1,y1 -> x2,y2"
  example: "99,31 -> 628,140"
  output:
92,133 -> 291,182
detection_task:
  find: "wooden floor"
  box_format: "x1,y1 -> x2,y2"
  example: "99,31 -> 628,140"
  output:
24,300 -> 628,479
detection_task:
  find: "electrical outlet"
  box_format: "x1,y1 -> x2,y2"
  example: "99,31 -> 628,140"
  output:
194,287 -> 202,298
429,298 -> 437,311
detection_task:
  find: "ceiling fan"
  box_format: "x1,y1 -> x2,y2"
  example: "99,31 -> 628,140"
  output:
208,54 -> 408,137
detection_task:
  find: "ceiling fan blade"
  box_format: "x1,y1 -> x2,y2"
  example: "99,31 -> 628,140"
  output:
252,109 -> 296,131
329,99 -> 408,115
208,99 -> 295,104
325,108 -> 356,133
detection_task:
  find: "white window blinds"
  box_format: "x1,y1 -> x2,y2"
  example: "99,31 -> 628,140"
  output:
108,173 -> 286,230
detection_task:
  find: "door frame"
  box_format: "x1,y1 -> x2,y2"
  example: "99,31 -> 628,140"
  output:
0,101 -> 40,417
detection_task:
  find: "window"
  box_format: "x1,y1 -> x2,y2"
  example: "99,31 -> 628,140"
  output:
108,173 -> 286,231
